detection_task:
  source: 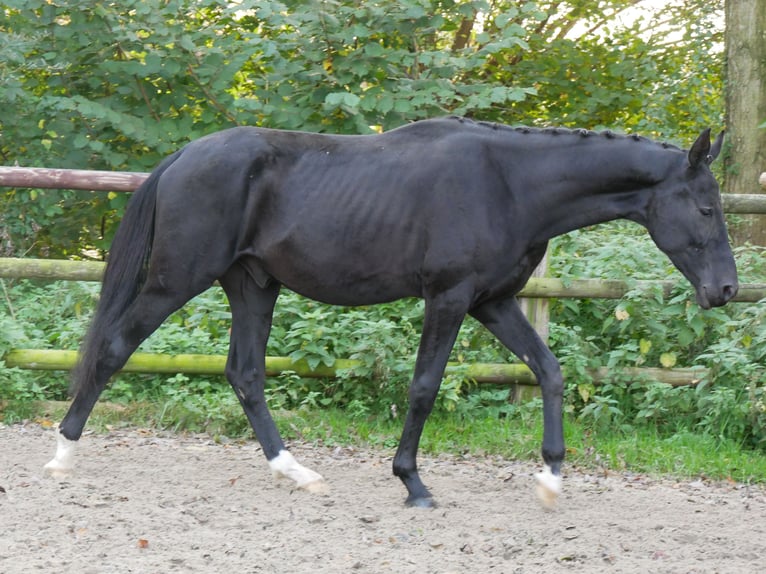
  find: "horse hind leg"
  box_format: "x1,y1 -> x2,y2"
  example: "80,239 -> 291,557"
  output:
219,264 -> 326,493
45,278 -> 211,478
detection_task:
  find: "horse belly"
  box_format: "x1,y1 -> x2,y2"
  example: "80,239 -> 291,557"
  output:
254,231 -> 424,306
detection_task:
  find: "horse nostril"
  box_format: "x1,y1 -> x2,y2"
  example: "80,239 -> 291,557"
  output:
722,284 -> 738,301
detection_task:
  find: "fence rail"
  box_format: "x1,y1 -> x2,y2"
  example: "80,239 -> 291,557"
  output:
0,166 -> 148,192
1,257 -> 764,302
4,349 -> 709,387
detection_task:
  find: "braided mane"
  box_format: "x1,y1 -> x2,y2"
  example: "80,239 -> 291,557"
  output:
447,115 -> 681,151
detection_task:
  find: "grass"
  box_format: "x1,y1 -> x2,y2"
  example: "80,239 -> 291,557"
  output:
572,427 -> 766,482
5,397 -> 766,484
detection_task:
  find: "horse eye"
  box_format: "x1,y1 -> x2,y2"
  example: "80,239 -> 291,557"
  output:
699,207 -> 713,217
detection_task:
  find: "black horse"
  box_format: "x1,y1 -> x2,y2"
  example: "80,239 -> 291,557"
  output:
46,117 -> 738,508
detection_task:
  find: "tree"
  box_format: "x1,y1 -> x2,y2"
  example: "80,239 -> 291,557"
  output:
0,0 -> 537,256
0,0 -> 728,257
724,0 -> 766,245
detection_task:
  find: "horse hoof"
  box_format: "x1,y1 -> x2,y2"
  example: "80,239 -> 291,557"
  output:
406,495 -> 436,509
43,461 -> 73,479
535,465 -> 562,509
301,479 -> 330,495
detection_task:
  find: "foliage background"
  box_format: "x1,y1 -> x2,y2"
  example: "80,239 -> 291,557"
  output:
2,1 -> 764,453
1,0 -> 725,257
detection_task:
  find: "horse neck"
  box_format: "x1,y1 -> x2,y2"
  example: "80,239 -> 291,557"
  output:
506,137 -> 679,240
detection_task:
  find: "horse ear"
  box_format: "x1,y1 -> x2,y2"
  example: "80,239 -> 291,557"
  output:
688,128 -> 712,168
707,130 -> 725,164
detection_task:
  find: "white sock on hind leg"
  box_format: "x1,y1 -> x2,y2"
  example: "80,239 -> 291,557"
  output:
44,426 -> 77,478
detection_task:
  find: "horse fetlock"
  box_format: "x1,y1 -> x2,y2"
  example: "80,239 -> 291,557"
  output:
268,449 -> 328,493
542,444 -> 565,467
44,426 -> 77,478
391,461 -> 410,479
534,465 -> 562,509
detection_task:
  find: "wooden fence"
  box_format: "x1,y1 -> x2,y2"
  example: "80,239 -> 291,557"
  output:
2,166 -> 765,388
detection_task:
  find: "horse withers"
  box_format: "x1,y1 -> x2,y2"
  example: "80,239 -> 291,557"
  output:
45,118 -> 738,508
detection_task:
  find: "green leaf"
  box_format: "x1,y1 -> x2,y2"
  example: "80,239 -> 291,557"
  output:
495,8 -> 519,28
342,93 -> 361,108
364,43 -> 385,57
660,353 -> 677,368
578,383 -> 595,403
677,327 -> 695,346
178,35 -> 195,52
325,91 -> 360,112
72,133 -> 89,149
377,93 -> 394,114
639,338 -> 652,355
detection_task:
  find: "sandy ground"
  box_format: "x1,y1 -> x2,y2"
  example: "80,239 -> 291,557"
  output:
1,422 -> 765,574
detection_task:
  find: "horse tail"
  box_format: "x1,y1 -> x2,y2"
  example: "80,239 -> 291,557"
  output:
71,150 -> 183,397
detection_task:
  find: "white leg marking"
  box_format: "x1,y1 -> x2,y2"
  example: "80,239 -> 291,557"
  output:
534,465 -> 562,509
44,426 -> 77,478
268,450 -> 328,493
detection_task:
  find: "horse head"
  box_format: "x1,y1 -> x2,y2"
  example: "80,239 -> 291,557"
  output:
643,129 -> 738,309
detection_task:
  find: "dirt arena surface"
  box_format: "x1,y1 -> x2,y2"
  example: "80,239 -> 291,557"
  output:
1,422 -> 765,573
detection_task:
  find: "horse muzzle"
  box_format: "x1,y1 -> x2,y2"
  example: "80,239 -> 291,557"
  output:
697,281 -> 738,309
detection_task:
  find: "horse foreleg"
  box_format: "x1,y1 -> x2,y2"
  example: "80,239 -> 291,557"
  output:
220,266 -> 326,494
470,296 -> 565,508
393,290 -> 467,508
